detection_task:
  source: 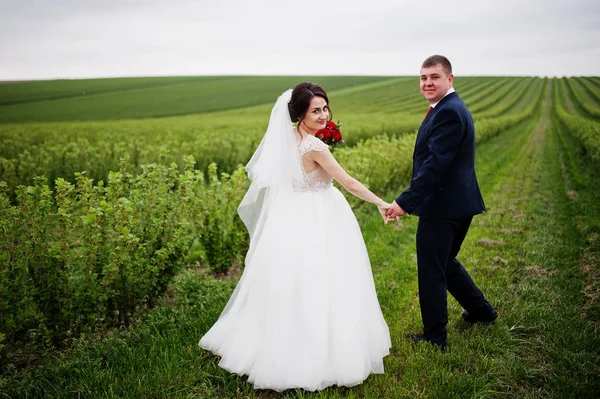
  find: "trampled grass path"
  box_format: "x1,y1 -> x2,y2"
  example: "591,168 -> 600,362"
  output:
2,83 -> 599,398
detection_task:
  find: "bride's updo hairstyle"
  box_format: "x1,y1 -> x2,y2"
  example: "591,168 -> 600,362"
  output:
288,82 -> 332,123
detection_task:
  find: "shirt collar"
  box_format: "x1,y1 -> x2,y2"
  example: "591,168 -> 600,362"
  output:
430,87 -> 455,108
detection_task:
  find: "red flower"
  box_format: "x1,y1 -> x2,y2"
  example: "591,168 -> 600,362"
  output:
315,120 -> 343,148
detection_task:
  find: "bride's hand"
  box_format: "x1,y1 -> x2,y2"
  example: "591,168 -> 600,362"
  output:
377,201 -> 392,224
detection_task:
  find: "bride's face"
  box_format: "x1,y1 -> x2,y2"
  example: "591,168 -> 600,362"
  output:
300,96 -> 329,133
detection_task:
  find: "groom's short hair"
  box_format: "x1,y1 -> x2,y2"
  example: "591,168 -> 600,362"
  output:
422,55 -> 452,76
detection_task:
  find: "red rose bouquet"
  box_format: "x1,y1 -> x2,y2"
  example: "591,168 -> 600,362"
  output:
315,120 -> 344,148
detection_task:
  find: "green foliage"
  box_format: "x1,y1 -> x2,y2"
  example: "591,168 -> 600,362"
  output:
474,78 -> 546,145
0,116 -> 265,195
575,77 -> 600,105
0,76 -> 543,194
0,270 -> 237,398
474,77 -> 541,118
336,134 -> 415,209
0,76 -> 390,123
553,79 -> 600,163
0,76 -> 202,106
0,181 -> 44,350
198,163 -> 248,274
563,77 -> 600,120
0,156 -> 248,359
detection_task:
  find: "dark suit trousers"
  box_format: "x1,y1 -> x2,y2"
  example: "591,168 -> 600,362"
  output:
416,216 -> 487,344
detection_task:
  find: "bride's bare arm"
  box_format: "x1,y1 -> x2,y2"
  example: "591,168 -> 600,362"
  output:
310,148 -> 387,208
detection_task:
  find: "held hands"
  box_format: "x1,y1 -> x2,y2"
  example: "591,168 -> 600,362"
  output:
384,201 -> 407,224
376,200 -> 407,224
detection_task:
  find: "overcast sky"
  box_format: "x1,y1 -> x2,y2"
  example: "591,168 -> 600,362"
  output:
1,0 -> 599,80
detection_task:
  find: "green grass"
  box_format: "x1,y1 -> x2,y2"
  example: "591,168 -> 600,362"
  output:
573,78 -> 600,107
0,76 -> 205,105
2,82 -> 599,398
0,76 -> 392,123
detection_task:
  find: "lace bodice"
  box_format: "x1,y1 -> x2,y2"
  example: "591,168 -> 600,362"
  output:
294,135 -> 333,192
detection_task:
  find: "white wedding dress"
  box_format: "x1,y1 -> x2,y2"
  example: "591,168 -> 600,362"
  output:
199,90 -> 391,392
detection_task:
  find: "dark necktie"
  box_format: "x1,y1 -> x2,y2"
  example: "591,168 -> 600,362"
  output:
424,106 -> 433,120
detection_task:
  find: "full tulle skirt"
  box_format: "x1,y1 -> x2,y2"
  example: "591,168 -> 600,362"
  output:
199,186 -> 391,392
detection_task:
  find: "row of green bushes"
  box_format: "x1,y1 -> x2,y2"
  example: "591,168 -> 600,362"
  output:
0,118 -> 265,197
0,155 -> 247,364
563,78 -> 600,120
475,78 -> 540,119
0,115 -> 429,197
574,77 -> 600,105
465,77 -> 524,115
553,80 -> 600,163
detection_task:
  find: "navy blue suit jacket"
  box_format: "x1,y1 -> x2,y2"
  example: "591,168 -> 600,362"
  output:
395,92 -> 486,219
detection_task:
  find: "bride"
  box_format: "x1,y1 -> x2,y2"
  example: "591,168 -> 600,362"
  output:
199,82 -> 392,392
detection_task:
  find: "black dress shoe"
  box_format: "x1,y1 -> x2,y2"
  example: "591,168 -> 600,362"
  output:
462,307 -> 498,324
409,335 -> 447,351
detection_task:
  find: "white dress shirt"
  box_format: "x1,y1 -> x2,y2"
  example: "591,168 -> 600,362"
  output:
430,87 -> 456,108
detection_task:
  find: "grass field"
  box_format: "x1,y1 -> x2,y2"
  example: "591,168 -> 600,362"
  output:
0,75 -> 599,398
0,76 -> 392,122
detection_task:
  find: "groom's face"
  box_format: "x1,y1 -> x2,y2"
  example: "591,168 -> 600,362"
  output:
420,64 -> 454,104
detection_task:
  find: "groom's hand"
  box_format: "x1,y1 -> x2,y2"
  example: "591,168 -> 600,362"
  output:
386,201 -> 407,221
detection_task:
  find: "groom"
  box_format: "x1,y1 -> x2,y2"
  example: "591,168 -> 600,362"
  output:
386,55 -> 497,350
